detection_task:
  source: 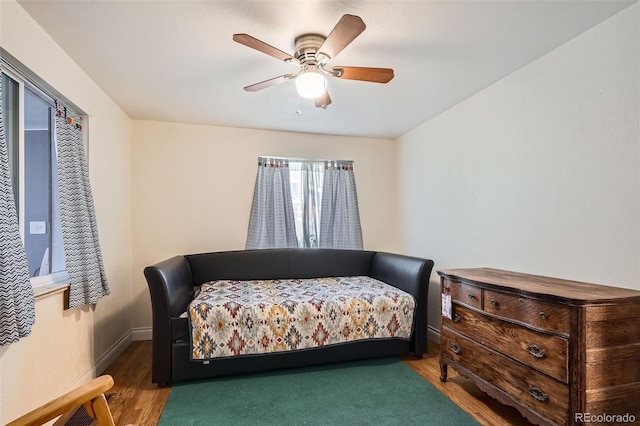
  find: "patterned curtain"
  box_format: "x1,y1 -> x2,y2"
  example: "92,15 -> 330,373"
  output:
319,161 -> 363,250
0,72 -> 36,346
246,157 -> 298,249
56,105 -> 110,308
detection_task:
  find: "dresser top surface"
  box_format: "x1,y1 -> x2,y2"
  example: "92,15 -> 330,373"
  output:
438,268 -> 640,304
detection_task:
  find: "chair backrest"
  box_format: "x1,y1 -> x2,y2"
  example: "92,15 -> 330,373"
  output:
6,375 -> 116,426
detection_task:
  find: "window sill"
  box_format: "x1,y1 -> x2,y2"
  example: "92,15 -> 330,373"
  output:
31,270 -> 69,300
33,282 -> 69,300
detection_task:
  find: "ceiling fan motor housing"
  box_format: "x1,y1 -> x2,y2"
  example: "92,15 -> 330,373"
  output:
294,34 -> 330,66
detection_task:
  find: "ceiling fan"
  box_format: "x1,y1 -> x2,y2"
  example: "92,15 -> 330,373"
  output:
233,14 -> 394,109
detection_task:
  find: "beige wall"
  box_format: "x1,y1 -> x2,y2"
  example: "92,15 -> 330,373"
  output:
397,4 -> 640,334
131,120 -> 398,331
0,1 -> 133,423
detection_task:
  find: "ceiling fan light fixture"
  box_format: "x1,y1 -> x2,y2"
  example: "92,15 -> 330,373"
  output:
295,71 -> 326,99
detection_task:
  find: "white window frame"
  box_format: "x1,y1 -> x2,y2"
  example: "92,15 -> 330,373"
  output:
2,67 -> 69,290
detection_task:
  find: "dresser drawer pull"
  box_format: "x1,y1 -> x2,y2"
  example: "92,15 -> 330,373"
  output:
490,299 -> 499,308
527,344 -> 547,359
528,385 -> 549,403
468,294 -> 477,300
453,313 -> 461,323
450,344 -> 462,355
539,311 -> 547,320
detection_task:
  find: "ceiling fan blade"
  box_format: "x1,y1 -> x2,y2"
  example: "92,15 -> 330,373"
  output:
332,66 -> 394,83
318,14 -> 366,60
314,91 -> 332,109
243,74 -> 295,92
233,33 -> 295,62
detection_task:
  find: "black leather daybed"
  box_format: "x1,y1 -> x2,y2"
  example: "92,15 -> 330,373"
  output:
144,248 -> 434,386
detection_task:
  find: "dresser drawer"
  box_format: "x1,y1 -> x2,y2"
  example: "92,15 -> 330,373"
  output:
442,278 -> 482,310
441,328 -> 569,425
444,304 -> 569,383
484,290 -> 570,335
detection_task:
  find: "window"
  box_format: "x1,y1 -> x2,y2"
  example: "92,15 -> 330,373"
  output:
246,157 -> 363,250
289,161 -> 324,248
1,71 -> 65,283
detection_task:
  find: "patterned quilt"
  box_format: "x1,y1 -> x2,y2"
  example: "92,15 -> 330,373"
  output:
189,276 -> 416,360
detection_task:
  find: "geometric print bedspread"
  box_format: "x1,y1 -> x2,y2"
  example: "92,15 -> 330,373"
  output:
189,276 -> 416,360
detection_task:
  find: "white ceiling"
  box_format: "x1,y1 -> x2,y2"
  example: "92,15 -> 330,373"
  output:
17,0 -> 636,139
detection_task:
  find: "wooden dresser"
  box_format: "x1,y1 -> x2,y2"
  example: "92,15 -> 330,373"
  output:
438,268 -> 640,426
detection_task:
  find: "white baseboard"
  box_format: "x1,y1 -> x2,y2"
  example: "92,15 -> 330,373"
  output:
59,330 -> 132,395
131,326 -> 152,341
96,330 -> 133,375
428,325 -> 440,344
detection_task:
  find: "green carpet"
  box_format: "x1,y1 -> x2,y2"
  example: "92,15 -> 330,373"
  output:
159,357 -> 479,425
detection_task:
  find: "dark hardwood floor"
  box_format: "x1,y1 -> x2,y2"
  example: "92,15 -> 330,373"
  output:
102,340 -> 533,425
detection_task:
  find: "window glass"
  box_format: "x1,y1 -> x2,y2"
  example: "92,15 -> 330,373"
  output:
289,161 -> 324,248
2,71 -> 65,278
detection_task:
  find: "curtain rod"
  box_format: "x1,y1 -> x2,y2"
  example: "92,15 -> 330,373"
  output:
0,47 -> 86,115
258,156 -> 355,164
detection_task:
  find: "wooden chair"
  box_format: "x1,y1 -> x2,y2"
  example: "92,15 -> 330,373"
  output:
6,375 -> 115,426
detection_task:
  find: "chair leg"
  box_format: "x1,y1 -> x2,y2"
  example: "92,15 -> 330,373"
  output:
91,394 -> 115,426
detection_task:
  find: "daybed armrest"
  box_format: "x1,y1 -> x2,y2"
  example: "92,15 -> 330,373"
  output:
369,252 -> 434,356
144,256 -> 194,386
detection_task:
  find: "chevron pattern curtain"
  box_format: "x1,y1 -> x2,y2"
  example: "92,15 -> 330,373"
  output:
0,72 -> 36,346
56,106 -> 109,308
246,157 -> 298,249
319,161 -> 363,250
